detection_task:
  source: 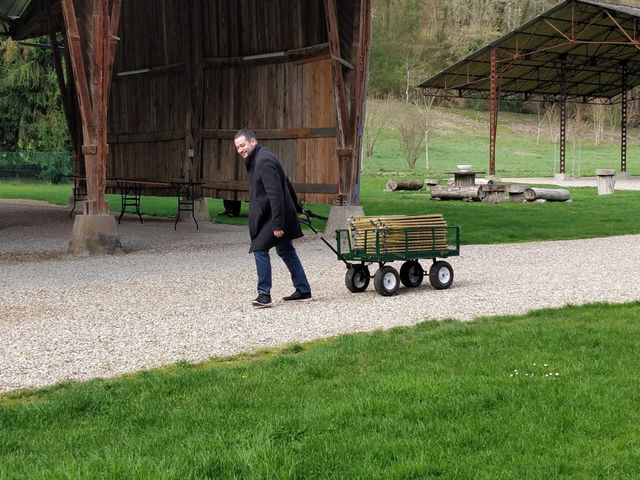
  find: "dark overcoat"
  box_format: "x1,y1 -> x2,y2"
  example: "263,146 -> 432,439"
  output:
245,144 -> 303,252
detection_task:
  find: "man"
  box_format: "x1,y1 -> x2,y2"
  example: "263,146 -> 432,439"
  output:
234,128 -> 312,308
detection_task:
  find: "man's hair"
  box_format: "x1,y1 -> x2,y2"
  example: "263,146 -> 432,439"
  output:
234,128 -> 257,141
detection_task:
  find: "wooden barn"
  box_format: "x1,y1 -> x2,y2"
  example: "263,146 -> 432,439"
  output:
0,0 -> 372,253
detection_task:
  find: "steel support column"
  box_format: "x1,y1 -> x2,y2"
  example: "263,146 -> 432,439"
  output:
559,56 -> 567,175
489,47 -> 497,176
621,63 -> 628,174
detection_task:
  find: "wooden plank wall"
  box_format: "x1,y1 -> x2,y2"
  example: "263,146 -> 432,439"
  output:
107,0 -> 187,193
105,0 -> 341,203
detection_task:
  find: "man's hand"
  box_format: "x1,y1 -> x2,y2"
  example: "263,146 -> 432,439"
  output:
273,229 -> 284,238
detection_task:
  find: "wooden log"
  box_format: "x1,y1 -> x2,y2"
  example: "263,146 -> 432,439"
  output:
475,178 -> 494,185
385,179 -> 424,191
523,187 -> 571,202
429,185 -> 485,201
481,185 -> 507,203
508,185 -> 527,202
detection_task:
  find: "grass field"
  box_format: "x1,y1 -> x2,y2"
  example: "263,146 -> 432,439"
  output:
364,105 -> 640,179
2,178 -> 639,244
2,302 -> 640,479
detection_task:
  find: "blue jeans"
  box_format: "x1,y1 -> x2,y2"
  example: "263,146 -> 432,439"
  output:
254,240 -> 310,295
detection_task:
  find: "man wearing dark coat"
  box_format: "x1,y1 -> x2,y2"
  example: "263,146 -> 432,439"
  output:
234,129 -> 312,308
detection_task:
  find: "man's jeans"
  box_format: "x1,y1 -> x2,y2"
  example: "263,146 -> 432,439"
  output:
254,240 -> 310,295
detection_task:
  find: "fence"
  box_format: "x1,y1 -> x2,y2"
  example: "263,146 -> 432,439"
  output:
0,152 -> 72,184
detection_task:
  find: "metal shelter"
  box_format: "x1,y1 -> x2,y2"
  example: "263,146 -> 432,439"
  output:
419,0 -> 640,177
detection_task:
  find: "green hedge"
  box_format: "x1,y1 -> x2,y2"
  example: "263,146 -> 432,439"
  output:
0,151 -> 71,184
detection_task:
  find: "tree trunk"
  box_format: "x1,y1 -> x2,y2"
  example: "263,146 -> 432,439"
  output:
523,187 -> 571,202
385,179 -> 424,191
429,185 -> 485,201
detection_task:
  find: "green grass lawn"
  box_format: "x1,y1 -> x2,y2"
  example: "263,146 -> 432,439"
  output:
363,106 -> 640,179
3,179 -> 638,245
2,302 -> 640,479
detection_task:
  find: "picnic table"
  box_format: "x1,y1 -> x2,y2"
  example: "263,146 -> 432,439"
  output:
445,170 -> 486,187
68,175 -> 203,229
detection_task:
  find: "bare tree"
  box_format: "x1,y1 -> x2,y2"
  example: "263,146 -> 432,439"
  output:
396,104 -> 425,171
363,99 -> 391,158
414,92 -> 437,170
586,100 -> 607,146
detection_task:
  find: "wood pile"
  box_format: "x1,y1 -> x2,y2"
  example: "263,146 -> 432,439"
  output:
348,214 -> 449,254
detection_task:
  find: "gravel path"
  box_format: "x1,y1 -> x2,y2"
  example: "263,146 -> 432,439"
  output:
2,199 -> 640,393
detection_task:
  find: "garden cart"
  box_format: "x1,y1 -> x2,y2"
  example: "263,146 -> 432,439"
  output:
301,211 -> 460,296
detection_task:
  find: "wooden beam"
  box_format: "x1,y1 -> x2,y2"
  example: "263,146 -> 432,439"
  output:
59,0 -> 94,136
205,180 -> 337,194
190,0 -> 204,182
114,63 -> 186,80
104,0 -> 122,92
200,128 -> 337,140
204,43 -> 330,68
346,0 -> 372,205
107,130 -> 185,144
94,0 -> 109,214
323,0 -> 350,148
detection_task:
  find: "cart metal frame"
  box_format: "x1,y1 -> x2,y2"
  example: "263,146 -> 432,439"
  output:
300,211 -> 461,296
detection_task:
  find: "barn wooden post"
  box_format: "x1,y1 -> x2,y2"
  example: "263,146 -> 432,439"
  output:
182,0 -> 208,222
324,0 -> 352,204
62,0 -> 123,254
322,0 -> 371,235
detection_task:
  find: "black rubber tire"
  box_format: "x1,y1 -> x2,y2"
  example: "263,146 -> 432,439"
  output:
374,266 -> 400,296
429,261 -> 454,290
345,265 -> 370,293
400,261 -> 424,288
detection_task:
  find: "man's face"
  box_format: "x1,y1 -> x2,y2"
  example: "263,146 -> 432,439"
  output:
234,135 -> 257,159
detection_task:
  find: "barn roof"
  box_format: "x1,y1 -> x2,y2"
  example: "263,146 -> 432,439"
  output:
0,0 -> 60,39
419,0 -> 640,102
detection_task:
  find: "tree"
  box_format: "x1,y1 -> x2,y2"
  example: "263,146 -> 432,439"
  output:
0,38 -> 68,152
414,93 -> 437,170
363,99 -> 391,158
395,105 -> 424,171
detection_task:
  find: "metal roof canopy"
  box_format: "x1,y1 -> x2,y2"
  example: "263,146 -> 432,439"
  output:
419,0 -> 640,103
419,0 -> 638,177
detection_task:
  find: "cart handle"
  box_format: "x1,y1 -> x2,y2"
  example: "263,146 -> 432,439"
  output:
299,211 -> 350,267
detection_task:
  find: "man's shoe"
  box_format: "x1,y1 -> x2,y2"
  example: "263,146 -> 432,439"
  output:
283,289 -> 312,302
252,293 -> 272,308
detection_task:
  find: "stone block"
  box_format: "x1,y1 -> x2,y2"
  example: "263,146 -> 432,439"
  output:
68,214 -> 123,255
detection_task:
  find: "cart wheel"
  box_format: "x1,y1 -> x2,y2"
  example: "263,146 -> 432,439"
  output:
429,261 -> 454,289
345,265 -> 370,293
400,261 -> 424,288
374,266 -> 400,296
